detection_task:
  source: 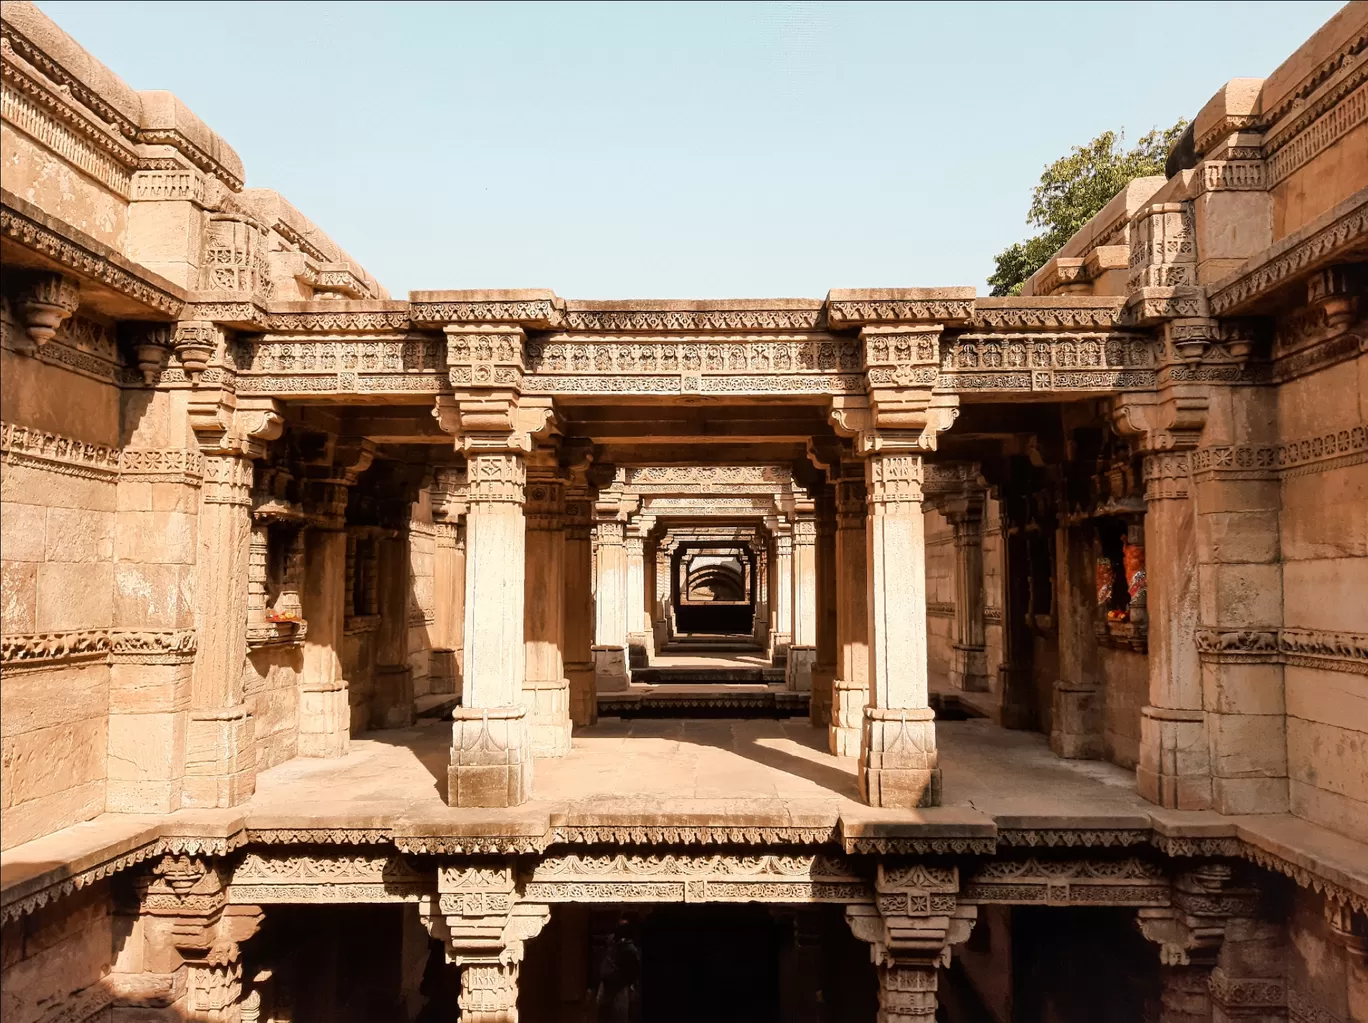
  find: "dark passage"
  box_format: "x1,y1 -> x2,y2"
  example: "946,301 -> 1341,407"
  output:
641,905 -> 781,1023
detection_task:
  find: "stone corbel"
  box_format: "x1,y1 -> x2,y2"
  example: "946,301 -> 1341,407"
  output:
174,320 -> 219,384
120,322 -> 177,385
830,393 -> 960,455
432,394 -> 559,457
14,270 -> 81,352
1137,863 -> 1258,966
1111,390 -> 1210,455
1326,902 -> 1368,962
431,464 -> 470,523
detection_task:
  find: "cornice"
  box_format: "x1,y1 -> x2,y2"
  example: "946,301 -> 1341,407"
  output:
1,190 -> 185,317
0,22 -> 141,140
1207,189 -> 1368,316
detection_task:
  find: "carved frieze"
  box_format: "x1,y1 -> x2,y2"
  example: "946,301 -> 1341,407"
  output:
522,853 -> 870,904
0,420 -> 120,479
961,857 -> 1168,906
228,852 -> 432,904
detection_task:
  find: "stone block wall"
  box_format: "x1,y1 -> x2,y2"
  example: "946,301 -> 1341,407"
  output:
0,882 -> 116,1022
1,322 -> 120,849
1277,354 -> 1368,844
1099,647 -> 1147,769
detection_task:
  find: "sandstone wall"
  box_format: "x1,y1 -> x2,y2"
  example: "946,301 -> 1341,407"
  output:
1099,647 -> 1147,769
245,645 -> 302,771
1277,350 -> 1368,844
1,309 -> 120,849
0,883 -> 116,1023
407,508 -> 436,700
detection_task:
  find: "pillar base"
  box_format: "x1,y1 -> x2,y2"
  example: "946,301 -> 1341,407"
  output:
770,633 -> 791,668
525,676 -> 572,758
428,648 -> 460,696
627,632 -> 651,669
949,644 -> 989,693
1050,679 -> 1104,760
786,645 -> 816,692
373,664 -> 415,730
829,678 -> 866,757
299,684 -> 350,759
809,665 -> 835,727
1137,706 -> 1212,810
447,706 -> 532,807
566,662 -> 597,726
592,645 -> 630,691
858,707 -> 941,808
182,705 -> 255,808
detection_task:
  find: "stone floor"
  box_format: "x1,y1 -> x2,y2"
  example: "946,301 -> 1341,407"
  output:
245,715 -> 1151,827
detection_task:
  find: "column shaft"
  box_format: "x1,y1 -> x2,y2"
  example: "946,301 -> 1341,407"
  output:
811,491 -> 838,727
184,453 -> 257,805
430,520 -> 465,697
787,517 -> 818,691
948,506 -> 989,693
625,532 -> 649,668
563,490 -> 597,726
525,472 -> 570,757
860,452 -> 939,808
372,532 -> 415,729
1051,521 -> 1103,758
592,518 -> 630,690
1138,453 -> 1210,809
772,531 -> 793,665
300,524 -> 349,758
450,452 -> 531,807
831,467 -> 869,756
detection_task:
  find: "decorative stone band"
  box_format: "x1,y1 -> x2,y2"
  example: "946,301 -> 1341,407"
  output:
0,190 -> 185,317
1191,423 -> 1368,481
0,420 -> 120,479
522,853 -> 871,905
960,857 -> 1169,907
1196,627 -> 1368,675
926,602 -> 956,619
1142,452 -> 1191,501
2,628 -> 198,668
1265,73 -> 1368,186
866,453 -> 924,505
466,452 -> 526,503
983,606 -> 1003,623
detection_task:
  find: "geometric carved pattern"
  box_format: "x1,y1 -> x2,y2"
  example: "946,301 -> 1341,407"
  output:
961,857 -> 1170,906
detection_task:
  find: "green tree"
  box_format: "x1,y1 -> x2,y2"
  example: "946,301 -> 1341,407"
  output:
987,121 -> 1188,297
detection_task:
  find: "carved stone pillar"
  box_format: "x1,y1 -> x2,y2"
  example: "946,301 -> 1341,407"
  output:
771,527 -> 794,666
811,487 -> 839,727
452,450 -> 532,806
563,473 -> 597,726
430,465 -> 469,698
1139,864 -> 1265,1023
944,484 -> 988,693
423,863 -> 550,1023
787,509 -> 818,692
860,451 -> 939,807
592,497 -> 631,692
625,522 -> 650,669
525,460 -> 571,757
1051,514 -> 1104,759
298,438 -> 375,758
185,393 -> 283,806
831,459 -> 870,756
372,529 -> 414,729
846,864 -> 976,1021
997,497 -> 1038,730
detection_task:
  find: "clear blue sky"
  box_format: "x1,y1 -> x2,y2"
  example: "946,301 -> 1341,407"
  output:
37,1 -> 1343,299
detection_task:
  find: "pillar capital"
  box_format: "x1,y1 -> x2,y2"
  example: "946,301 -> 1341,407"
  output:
422,862 -> 549,1023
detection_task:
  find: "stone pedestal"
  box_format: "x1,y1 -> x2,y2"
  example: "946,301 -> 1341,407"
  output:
859,452 -> 939,808
831,460 -> 869,756
450,451 -> 532,807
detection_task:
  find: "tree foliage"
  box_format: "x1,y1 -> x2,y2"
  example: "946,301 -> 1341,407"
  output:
987,121 -> 1188,297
